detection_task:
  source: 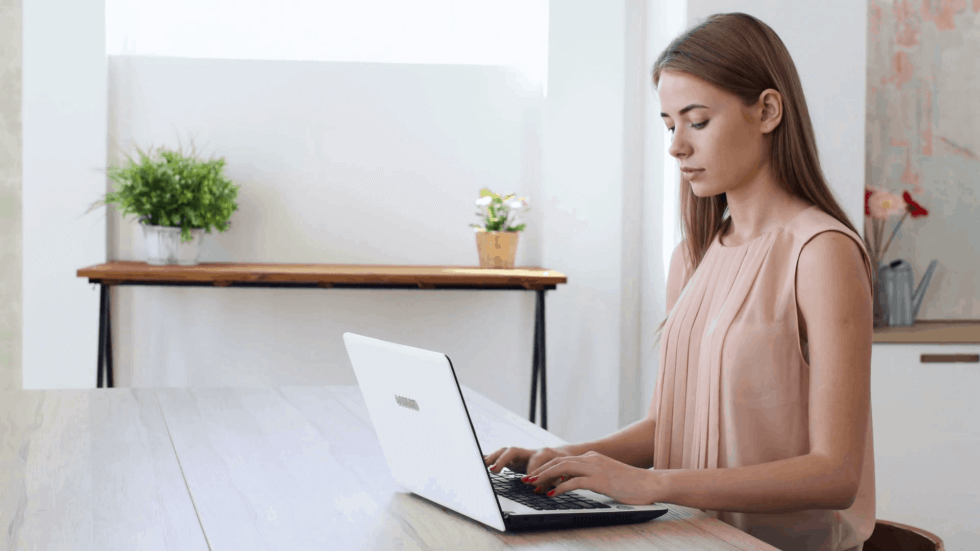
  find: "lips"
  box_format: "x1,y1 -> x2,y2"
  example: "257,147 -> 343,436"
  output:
682,168 -> 705,180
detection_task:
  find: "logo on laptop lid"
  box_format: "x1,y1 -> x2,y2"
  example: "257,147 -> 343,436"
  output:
395,395 -> 420,412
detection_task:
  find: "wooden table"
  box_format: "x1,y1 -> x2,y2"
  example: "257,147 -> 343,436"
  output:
0,385 -> 778,550
76,262 -> 567,428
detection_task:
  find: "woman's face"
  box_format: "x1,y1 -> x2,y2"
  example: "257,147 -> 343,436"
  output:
657,70 -> 779,198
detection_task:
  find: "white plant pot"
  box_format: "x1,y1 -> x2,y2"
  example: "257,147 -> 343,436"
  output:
141,224 -> 205,265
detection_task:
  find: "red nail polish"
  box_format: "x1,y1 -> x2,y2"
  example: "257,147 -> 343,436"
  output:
547,490 -> 555,497
526,476 -> 537,483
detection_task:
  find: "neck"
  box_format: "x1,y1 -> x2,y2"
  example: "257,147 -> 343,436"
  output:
722,167 -> 806,239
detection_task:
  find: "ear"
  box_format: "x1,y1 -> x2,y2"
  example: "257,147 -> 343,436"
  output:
758,89 -> 783,134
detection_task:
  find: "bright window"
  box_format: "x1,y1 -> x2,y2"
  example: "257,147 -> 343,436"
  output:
106,0 -> 550,93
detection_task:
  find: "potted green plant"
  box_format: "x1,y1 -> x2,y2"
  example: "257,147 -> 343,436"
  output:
90,143 -> 241,265
470,188 -> 530,268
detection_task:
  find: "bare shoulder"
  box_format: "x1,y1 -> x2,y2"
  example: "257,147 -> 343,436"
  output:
797,231 -> 872,330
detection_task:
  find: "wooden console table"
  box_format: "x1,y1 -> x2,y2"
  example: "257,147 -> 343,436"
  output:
77,262 -> 567,429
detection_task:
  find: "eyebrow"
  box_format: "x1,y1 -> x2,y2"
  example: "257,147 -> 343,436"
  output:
660,104 -> 709,118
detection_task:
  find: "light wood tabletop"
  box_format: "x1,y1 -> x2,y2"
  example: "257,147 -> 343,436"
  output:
0,385 -> 778,550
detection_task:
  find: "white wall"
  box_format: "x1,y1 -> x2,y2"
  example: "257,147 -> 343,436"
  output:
22,0 -> 106,389
686,1 -> 868,231
101,0 -> 655,446
106,57 -> 549,427
541,0 -> 632,442
18,0 -> 648,446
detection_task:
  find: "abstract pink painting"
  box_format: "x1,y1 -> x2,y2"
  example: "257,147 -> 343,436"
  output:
867,0 -> 980,318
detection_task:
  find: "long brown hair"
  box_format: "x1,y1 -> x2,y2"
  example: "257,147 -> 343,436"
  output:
651,12 -> 861,348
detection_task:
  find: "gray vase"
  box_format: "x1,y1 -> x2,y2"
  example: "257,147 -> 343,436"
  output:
876,259 -> 939,327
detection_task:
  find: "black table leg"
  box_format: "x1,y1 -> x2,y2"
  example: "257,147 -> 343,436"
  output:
529,294 -> 539,424
95,283 -> 115,388
528,289 -> 547,430
538,290 -> 547,430
97,284 -> 106,388
106,285 -> 114,388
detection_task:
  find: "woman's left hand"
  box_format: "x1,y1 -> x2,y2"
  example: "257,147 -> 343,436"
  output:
521,451 -> 664,505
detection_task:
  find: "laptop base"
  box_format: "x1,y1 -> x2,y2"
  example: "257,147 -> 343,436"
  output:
502,509 -> 668,531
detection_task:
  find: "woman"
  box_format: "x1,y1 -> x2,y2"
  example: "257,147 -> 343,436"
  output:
483,12 -> 875,551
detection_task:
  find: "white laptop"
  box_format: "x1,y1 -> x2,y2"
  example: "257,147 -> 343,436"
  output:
342,332 -> 669,531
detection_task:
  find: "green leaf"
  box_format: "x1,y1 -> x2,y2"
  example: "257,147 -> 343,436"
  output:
99,143 -> 240,236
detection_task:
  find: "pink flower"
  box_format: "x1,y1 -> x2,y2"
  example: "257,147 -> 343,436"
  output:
866,187 -> 906,220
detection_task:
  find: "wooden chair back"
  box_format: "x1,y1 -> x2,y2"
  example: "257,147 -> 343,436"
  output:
864,519 -> 945,551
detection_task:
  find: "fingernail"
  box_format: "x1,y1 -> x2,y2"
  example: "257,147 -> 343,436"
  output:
525,476 -> 537,483
547,490 -> 555,497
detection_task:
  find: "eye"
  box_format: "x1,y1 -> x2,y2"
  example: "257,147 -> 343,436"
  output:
667,121 -> 709,135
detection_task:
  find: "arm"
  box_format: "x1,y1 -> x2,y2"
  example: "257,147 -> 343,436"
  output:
559,419 -> 656,469
560,241 -> 692,470
657,454 -> 857,513
651,232 -> 873,513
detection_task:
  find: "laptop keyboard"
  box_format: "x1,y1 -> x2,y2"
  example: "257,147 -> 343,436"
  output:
489,470 -> 611,511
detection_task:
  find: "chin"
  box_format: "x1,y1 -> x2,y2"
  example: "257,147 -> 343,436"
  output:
689,181 -> 722,198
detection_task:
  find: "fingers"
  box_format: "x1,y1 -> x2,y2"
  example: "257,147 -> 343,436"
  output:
523,458 -> 587,492
545,475 -> 584,498
526,454 -> 577,478
485,447 -> 527,473
525,458 -> 552,478
522,473 -> 572,494
483,449 -> 504,468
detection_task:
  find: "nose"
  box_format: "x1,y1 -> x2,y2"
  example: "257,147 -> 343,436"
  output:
668,130 -> 689,160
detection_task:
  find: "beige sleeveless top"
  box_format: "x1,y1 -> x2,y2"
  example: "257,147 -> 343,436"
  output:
653,205 -> 876,551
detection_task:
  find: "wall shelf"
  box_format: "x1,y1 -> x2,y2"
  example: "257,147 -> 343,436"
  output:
873,319 -> 980,344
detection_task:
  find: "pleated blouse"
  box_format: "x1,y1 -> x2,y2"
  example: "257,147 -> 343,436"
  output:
652,205 -> 876,551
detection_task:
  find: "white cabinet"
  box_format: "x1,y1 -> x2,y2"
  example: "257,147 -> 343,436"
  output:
871,343 -> 980,551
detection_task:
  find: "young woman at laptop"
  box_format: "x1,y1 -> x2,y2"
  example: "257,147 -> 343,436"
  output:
484,12 -> 875,551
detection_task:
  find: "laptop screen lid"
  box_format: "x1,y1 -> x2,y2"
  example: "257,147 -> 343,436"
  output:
342,332 -> 505,532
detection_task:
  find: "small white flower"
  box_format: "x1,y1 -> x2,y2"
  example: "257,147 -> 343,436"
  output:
475,196 -> 493,207
507,200 -> 524,210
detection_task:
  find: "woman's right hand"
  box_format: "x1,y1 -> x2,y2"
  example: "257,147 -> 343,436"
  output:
483,446 -> 576,476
